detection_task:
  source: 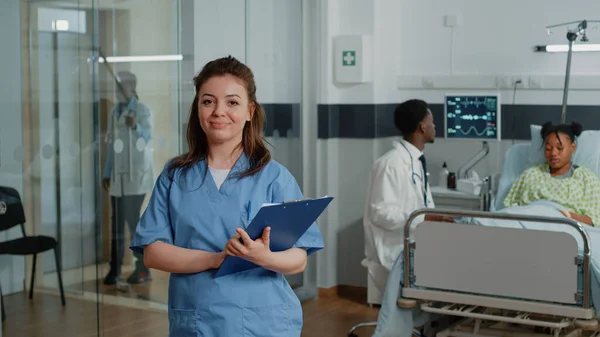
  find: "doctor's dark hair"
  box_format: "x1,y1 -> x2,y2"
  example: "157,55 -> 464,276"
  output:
168,56 -> 270,179
394,99 -> 430,137
540,121 -> 583,145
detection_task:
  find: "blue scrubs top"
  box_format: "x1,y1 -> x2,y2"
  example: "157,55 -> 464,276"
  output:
130,153 -> 324,337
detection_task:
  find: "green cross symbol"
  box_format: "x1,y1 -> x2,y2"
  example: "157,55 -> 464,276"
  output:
342,50 -> 356,66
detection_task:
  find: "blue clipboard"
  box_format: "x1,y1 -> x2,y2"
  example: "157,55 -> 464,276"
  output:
215,196 -> 334,278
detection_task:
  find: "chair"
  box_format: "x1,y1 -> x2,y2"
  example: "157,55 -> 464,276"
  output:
0,186 -> 65,321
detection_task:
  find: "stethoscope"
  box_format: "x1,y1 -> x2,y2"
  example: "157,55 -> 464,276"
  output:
399,141 -> 428,206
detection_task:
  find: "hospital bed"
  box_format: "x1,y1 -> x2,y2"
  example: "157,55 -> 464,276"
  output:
349,126 -> 600,337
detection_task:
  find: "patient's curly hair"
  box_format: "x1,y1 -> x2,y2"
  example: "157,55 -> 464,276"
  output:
540,121 -> 583,145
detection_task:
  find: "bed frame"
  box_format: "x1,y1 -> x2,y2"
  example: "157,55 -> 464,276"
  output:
348,208 -> 598,337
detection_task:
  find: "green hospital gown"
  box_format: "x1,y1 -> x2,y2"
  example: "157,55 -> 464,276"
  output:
504,164 -> 600,226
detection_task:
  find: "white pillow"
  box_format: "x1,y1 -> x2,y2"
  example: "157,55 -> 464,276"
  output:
528,124 -> 545,166
573,131 -> 600,175
529,124 -> 600,176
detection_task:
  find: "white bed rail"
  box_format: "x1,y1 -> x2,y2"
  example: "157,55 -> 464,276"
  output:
402,208 -> 593,319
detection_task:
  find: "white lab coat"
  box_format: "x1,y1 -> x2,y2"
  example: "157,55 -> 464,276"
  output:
362,139 -> 435,296
103,99 -> 155,197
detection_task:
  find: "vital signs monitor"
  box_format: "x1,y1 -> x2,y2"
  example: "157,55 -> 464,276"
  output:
444,94 -> 501,140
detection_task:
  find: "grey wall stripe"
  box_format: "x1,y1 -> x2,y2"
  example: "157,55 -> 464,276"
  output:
257,103 -> 599,139
317,104 -> 600,140
263,103 -> 300,137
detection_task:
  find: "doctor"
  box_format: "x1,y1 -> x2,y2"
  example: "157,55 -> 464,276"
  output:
363,99 -> 453,302
102,71 -> 154,285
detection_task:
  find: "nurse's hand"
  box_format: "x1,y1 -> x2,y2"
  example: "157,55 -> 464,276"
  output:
125,116 -> 136,129
212,251 -> 227,269
225,227 -> 271,265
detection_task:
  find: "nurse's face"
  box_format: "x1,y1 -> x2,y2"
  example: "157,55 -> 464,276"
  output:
198,74 -> 253,145
117,82 -> 135,103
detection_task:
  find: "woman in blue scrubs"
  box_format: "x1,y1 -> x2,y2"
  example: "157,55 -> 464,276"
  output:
130,55 -> 324,336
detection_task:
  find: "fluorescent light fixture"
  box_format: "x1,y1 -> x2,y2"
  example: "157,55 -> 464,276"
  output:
89,54 -> 184,63
535,44 -> 600,52
51,20 -> 69,31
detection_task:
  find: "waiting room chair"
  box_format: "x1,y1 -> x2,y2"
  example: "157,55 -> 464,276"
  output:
0,185 -> 65,321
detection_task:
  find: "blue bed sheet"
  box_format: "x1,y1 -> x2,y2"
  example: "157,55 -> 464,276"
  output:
372,201 -> 600,337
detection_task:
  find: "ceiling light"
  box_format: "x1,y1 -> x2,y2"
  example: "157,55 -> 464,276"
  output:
89,54 -> 183,63
534,44 -> 600,52
51,20 -> 69,31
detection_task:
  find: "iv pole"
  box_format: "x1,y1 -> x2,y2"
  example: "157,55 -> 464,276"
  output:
545,20 -> 600,123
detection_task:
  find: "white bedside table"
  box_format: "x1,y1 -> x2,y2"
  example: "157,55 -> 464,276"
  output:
430,185 -> 483,211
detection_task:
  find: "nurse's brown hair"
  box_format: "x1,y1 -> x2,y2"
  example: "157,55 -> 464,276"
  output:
168,55 -> 271,179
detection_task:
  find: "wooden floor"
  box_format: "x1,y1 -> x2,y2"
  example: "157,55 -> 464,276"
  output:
2,286 -> 380,337
70,267 -> 303,306
78,268 -> 171,305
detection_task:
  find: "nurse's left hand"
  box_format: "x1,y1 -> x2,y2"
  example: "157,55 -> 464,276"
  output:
226,227 -> 272,265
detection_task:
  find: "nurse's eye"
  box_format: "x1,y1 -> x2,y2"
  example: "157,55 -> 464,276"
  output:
228,100 -> 239,106
202,99 -> 214,105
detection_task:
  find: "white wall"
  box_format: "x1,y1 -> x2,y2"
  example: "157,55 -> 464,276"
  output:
315,0 -> 600,288
396,0 -> 600,106
399,0 -> 600,78
0,0 -> 26,296
193,0 -> 302,104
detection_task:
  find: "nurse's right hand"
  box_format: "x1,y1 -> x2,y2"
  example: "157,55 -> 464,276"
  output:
102,178 -> 110,190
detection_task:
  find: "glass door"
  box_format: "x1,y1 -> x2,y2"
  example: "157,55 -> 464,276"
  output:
25,0 -> 97,304
12,0 -> 314,335
92,0 -> 180,319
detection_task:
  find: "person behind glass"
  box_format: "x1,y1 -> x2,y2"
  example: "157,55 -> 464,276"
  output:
102,71 -> 154,285
129,56 -> 324,336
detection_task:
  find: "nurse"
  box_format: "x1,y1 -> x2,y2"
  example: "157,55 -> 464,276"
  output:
362,99 -> 453,304
103,71 -> 154,285
130,56 -> 324,336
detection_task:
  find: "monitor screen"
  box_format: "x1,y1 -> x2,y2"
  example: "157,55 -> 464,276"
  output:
444,95 -> 501,140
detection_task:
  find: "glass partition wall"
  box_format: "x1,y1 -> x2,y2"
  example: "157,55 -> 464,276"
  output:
2,0 -> 311,335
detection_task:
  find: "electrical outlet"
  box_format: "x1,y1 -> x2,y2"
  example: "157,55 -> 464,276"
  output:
495,76 -> 511,89
444,14 -> 461,27
529,76 -> 543,89
422,77 -> 434,88
512,76 -> 528,89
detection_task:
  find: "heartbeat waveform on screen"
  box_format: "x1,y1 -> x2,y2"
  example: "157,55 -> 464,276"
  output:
448,113 -> 493,121
448,97 -> 497,111
449,125 -> 495,137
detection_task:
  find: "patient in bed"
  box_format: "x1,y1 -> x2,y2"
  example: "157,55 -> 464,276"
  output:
504,121 -> 600,226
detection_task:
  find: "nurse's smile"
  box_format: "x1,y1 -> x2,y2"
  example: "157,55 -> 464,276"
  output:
209,121 -> 228,129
